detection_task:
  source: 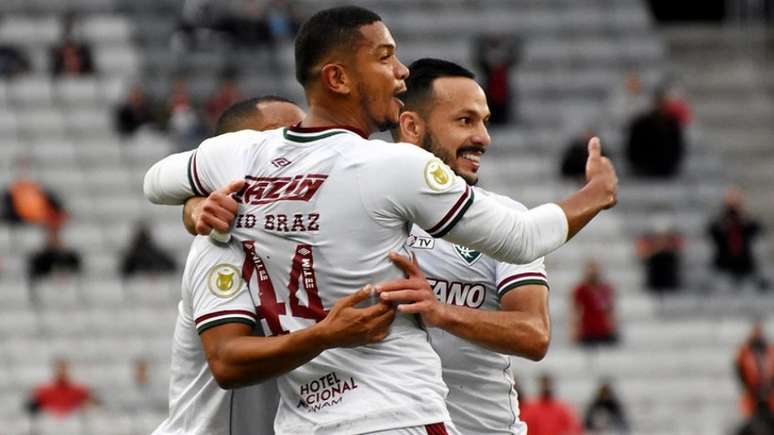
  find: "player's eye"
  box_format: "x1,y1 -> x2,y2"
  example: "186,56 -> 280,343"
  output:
458,117 -> 471,125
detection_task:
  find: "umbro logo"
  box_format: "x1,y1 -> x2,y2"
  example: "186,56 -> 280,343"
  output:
272,157 -> 292,168
454,245 -> 482,266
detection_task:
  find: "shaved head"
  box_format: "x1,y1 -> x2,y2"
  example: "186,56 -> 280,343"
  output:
215,96 -> 305,134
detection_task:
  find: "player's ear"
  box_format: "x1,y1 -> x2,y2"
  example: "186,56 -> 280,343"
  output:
320,63 -> 351,95
398,111 -> 424,144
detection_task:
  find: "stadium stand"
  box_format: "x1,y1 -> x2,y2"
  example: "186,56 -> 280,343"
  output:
0,1 -> 771,434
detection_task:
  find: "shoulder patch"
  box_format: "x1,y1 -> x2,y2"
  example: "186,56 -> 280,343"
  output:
408,234 -> 435,250
207,263 -> 242,298
424,158 -> 454,192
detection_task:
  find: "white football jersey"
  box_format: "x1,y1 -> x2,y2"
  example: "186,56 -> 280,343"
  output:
188,126 -> 475,434
145,124 -> 569,434
409,190 -> 548,435
153,236 -> 279,435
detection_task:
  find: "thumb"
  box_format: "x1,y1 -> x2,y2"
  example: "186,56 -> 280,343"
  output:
340,285 -> 374,307
587,137 -> 601,160
221,179 -> 246,196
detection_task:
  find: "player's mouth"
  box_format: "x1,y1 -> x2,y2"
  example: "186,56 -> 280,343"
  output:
393,87 -> 407,108
457,147 -> 485,171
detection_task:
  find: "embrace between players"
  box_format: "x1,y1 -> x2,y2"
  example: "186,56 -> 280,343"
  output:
143,6 -> 618,435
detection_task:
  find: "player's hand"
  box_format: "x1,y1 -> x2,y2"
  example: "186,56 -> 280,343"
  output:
378,251 -> 446,328
585,137 -> 618,209
191,180 -> 245,235
319,285 -> 397,348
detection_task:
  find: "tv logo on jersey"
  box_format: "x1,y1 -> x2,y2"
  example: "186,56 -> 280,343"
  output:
239,174 -> 327,205
428,278 -> 486,308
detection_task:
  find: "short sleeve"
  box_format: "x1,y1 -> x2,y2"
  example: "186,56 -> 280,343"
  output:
490,192 -> 549,300
358,142 -> 474,237
183,236 -> 257,334
188,130 -> 263,196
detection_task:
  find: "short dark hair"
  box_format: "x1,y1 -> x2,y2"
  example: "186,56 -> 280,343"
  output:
400,58 -> 475,112
294,6 -> 382,86
215,95 -> 297,135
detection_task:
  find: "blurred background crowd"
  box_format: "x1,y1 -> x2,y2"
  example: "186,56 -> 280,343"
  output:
0,1 -> 773,434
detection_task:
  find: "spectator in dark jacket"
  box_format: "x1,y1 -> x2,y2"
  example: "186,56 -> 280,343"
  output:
709,187 -> 767,289
120,223 -> 176,278
584,380 -> 629,434
625,90 -> 684,178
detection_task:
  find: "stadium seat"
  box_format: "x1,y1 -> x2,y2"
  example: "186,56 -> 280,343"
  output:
8,75 -> 54,106
35,276 -> 81,309
54,77 -> 101,106
0,15 -> 61,46
80,278 -> 124,306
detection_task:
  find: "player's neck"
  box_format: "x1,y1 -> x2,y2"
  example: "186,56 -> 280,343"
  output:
302,100 -> 373,138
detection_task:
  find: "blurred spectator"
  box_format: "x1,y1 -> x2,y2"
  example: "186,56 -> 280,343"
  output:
115,85 -> 156,137
636,223 -> 683,294
26,359 -> 96,417
737,401 -> 774,435
205,69 -> 243,131
607,71 -> 649,129
474,33 -> 520,125
520,374 -> 584,435
708,187 -> 768,290
584,380 -> 629,434
625,89 -> 685,178
175,0 -> 276,50
572,261 -> 619,348
120,222 -> 176,278
50,13 -> 95,77
2,164 -> 68,229
167,78 -> 206,151
28,226 -> 82,283
560,128 -> 609,179
0,43 -> 31,78
266,0 -> 302,40
115,359 -> 167,414
735,320 -> 774,418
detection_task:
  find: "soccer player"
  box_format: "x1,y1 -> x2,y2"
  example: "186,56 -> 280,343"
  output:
382,58 -> 549,434
144,6 -> 617,434
154,97 -> 425,435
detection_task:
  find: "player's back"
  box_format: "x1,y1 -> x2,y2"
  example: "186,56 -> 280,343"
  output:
203,126 -> 461,434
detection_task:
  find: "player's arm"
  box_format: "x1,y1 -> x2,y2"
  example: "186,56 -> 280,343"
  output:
143,132 -> 255,206
364,138 -> 616,265
380,253 -> 550,360
443,137 -> 616,263
201,286 -> 396,389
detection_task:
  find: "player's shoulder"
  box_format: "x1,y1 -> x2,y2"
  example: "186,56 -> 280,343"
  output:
185,236 -> 244,277
472,186 -> 527,211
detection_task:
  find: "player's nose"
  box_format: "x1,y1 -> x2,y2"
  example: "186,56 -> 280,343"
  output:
472,123 -> 491,148
394,59 -> 409,81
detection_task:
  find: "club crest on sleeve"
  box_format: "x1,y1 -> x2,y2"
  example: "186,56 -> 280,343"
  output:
207,264 -> 242,298
424,158 -> 454,192
453,245 -> 482,266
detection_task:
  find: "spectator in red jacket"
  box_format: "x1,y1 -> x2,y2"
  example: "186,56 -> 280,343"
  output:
520,374 -> 584,435
572,260 -> 619,347
26,359 -> 96,417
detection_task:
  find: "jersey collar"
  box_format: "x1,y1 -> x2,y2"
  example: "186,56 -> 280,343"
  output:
287,123 -> 369,139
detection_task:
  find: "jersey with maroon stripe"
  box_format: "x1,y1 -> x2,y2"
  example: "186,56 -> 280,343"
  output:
153,236 -> 278,435
409,189 -> 548,435
187,126 -> 476,434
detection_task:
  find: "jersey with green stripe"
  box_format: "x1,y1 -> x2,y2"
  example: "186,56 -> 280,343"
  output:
409,189 -> 547,435
153,236 -> 278,435
188,125 -> 472,434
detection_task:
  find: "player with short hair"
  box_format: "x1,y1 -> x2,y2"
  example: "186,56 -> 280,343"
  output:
153,98 -> 427,435
144,6 -> 617,434
382,58 -> 548,434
